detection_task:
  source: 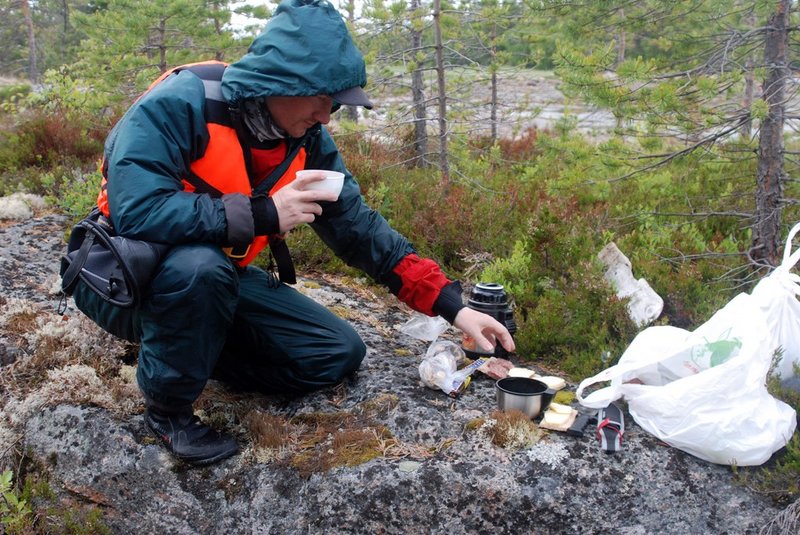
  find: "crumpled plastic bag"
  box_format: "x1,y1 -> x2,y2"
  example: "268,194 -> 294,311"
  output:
577,292 -> 797,466
750,221 -> 800,380
398,312 -> 450,342
419,340 -> 485,397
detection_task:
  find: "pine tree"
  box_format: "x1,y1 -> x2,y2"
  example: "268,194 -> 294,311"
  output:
69,0 -> 245,102
549,0 -> 799,268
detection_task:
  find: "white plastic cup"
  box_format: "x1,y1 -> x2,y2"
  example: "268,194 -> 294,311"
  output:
296,169 -> 345,198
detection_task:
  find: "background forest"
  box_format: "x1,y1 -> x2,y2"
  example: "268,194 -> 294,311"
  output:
1,0 -> 799,504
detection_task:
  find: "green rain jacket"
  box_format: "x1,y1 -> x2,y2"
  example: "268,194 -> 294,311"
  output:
101,0 -> 463,321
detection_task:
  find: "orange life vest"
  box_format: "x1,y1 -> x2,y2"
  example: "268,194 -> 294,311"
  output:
97,61 -> 306,267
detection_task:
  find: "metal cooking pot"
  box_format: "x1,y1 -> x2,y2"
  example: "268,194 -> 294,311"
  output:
495,377 -> 555,419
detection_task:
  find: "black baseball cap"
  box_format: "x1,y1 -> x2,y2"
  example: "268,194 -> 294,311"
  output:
331,86 -> 373,109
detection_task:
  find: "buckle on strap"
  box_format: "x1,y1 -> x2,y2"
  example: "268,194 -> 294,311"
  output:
223,244 -> 251,260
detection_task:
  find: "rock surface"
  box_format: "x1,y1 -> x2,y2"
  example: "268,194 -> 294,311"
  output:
0,207 -> 790,534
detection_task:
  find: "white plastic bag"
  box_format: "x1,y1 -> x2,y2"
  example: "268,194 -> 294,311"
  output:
577,293 -> 797,466
751,221 -> 800,380
398,312 -> 450,342
598,242 -> 664,327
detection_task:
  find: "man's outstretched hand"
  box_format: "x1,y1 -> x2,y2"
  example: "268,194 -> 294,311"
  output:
453,307 -> 516,354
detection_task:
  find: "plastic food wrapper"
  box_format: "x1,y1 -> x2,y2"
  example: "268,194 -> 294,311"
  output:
398,313 -> 450,342
419,340 -> 487,398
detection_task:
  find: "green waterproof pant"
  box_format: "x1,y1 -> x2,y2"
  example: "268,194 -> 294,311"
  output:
73,243 -> 366,406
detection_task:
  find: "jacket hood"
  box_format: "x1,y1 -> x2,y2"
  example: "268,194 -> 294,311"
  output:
221,0 -> 368,105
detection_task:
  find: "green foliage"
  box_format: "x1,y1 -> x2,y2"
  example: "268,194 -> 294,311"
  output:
0,83 -> 31,112
480,240 -> 533,301
478,199 -> 638,378
42,168 -> 104,219
0,470 -> 33,534
70,0 -> 246,102
750,98 -> 770,121
29,67 -> 120,118
0,107 -> 105,196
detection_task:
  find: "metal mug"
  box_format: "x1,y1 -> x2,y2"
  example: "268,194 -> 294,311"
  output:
495,377 -> 555,419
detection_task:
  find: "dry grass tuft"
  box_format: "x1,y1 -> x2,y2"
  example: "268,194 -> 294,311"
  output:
246,411 -> 290,450
3,303 -> 40,335
241,394 -> 433,477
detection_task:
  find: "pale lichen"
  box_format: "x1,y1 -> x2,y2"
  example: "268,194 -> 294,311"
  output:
4,364 -> 115,427
0,193 -> 46,221
479,410 -> 543,450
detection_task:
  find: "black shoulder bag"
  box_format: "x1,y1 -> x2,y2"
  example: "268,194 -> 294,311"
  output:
60,208 -> 170,309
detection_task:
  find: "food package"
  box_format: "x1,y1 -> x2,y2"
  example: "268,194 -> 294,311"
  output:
477,357 -> 515,379
418,340 -> 486,397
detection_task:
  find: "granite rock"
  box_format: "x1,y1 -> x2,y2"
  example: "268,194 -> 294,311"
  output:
1,206 -> 791,535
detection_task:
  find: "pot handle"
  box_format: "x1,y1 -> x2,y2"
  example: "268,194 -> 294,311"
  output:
542,388 -> 556,412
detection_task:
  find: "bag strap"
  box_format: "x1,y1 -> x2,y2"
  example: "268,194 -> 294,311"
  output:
576,366 -> 624,408
61,228 -> 96,295
269,236 -> 296,284
782,221 -> 800,269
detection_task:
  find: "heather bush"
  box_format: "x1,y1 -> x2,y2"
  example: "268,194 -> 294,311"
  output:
0,108 -> 105,197
477,190 -> 638,378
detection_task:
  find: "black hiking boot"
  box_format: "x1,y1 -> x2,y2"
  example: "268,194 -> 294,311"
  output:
144,408 -> 239,466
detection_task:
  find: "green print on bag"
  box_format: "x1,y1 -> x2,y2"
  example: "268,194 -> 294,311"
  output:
692,329 -> 742,369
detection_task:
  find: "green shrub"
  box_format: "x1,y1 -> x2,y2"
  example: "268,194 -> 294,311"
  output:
0,470 -> 33,534
0,83 -> 31,110
0,108 -> 105,196
480,228 -> 638,380
41,167 -> 103,219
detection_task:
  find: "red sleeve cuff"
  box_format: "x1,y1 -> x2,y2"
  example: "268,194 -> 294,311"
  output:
392,254 -> 452,316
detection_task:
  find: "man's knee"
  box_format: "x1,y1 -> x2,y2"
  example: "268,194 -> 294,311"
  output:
153,245 -> 237,297
293,331 -> 366,389
338,332 -> 367,377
